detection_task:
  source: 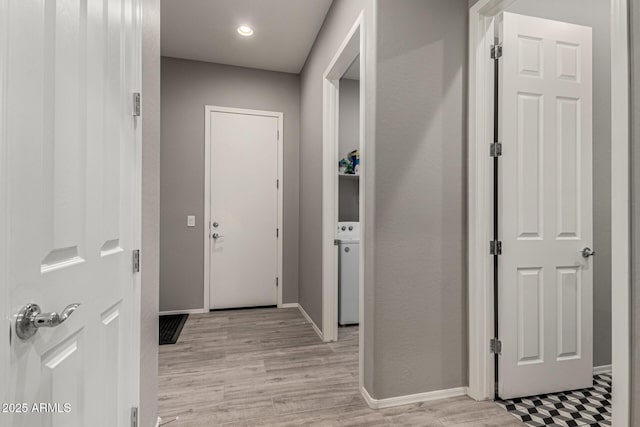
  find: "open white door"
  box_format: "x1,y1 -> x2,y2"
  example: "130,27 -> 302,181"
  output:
1,0 -> 141,425
498,12 -> 593,399
207,108 -> 280,310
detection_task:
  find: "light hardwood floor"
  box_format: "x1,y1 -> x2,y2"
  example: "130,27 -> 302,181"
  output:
158,307 -> 522,426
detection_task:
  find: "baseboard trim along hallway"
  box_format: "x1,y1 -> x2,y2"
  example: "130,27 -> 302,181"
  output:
360,385 -> 469,409
279,303 -> 299,309
296,303 -> 324,340
159,308 -> 207,316
593,365 -> 612,375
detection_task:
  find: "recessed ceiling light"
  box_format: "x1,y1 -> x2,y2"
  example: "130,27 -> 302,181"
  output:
237,25 -> 254,37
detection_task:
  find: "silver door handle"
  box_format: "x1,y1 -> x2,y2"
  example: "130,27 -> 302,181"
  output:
212,233 -> 224,239
581,247 -> 596,258
15,303 -> 80,340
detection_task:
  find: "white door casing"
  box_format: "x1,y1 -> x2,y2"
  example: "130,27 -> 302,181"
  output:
206,108 -> 281,310
1,0 -> 141,425
498,12 -> 593,399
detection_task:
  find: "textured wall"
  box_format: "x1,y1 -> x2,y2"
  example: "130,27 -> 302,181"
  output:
630,0 -> 640,422
339,78 -> 360,222
160,58 -> 301,311
298,0 -> 370,329
371,0 -> 469,398
140,0 -> 160,424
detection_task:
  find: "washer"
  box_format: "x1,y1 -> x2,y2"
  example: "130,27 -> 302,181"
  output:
337,222 -> 359,326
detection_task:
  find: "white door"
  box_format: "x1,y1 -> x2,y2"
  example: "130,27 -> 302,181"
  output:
499,12 -> 593,399
208,109 -> 279,309
0,0 -> 141,425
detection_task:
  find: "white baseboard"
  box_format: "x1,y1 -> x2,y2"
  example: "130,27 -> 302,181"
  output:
297,304 -> 323,340
279,303 -> 299,309
360,385 -> 468,409
593,365 -> 612,375
159,308 -> 207,316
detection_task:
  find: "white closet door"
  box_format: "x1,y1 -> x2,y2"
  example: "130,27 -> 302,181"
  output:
1,0 -> 141,425
499,12 -> 593,399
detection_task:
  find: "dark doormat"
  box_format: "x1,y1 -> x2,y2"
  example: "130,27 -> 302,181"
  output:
159,314 -> 188,345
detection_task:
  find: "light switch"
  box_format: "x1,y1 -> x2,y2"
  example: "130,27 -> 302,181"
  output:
187,215 -> 196,227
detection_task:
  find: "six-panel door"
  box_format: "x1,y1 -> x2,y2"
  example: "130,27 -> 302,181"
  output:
499,12 -> 594,399
1,0 -> 141,425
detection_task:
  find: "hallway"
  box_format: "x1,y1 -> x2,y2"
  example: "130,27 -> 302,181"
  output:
158,308 -> 522,426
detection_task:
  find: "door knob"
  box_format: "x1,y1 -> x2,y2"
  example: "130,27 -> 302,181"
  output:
212,233 -> 224,240
15,303 -> 80,340
581,247 -> 596,258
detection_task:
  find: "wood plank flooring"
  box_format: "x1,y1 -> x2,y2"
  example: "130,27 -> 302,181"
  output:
158,307 -> 522,426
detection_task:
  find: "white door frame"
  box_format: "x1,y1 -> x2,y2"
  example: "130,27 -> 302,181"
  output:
322,12 -> 365,345
0,0 -> 9,401
467,0 -> 631,424
203,105 -> 284,311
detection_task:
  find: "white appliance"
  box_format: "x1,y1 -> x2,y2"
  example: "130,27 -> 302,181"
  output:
338,222 -> 360,325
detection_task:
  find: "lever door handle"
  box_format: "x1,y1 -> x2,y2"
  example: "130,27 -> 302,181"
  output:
212,233 -> 224,240
581,247 -> 596,258
16,303 -> 80,340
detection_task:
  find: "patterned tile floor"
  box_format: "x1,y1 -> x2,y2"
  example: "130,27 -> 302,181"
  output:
497,374 -> 611,427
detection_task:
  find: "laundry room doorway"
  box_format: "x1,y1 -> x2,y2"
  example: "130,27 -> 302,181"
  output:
336,55 -> 361,332
320,12 -> 367,391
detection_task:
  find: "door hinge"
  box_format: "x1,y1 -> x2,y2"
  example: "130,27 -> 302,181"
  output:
276,228 -> 279,238
491,44 -> 503,59
276,179 -> 280,189
132,249 -> 140,273
334,239 -> 340,246
132,92 -> 141,116
277,130 -> 280,140
490,142 -> 502,157
489,240 -> 502,256
276,277 -> 279,287
131,407 -> 138,427
490,338 -> 502,355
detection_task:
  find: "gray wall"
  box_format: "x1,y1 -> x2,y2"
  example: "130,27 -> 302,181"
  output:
631,0 -> 640,422
160,58 -> 301,311
371,0 -> 469,398
298,0 -> 370,327
141,0 -> 160,425
339,78 -> 360,222
339,79 -> 361,159
505,0 -> 613,370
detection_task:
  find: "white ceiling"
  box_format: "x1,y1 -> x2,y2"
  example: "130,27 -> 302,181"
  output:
161,0 -> 334,74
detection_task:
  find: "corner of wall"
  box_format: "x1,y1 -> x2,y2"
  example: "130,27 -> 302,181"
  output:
140,0 -> 161,424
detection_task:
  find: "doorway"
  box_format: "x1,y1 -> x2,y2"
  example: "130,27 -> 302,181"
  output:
321,12 -> 367,398
321,14 -> 365,340
203,106 -> 284,310
468,0 -> 630,424
337,56 -> 361,329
